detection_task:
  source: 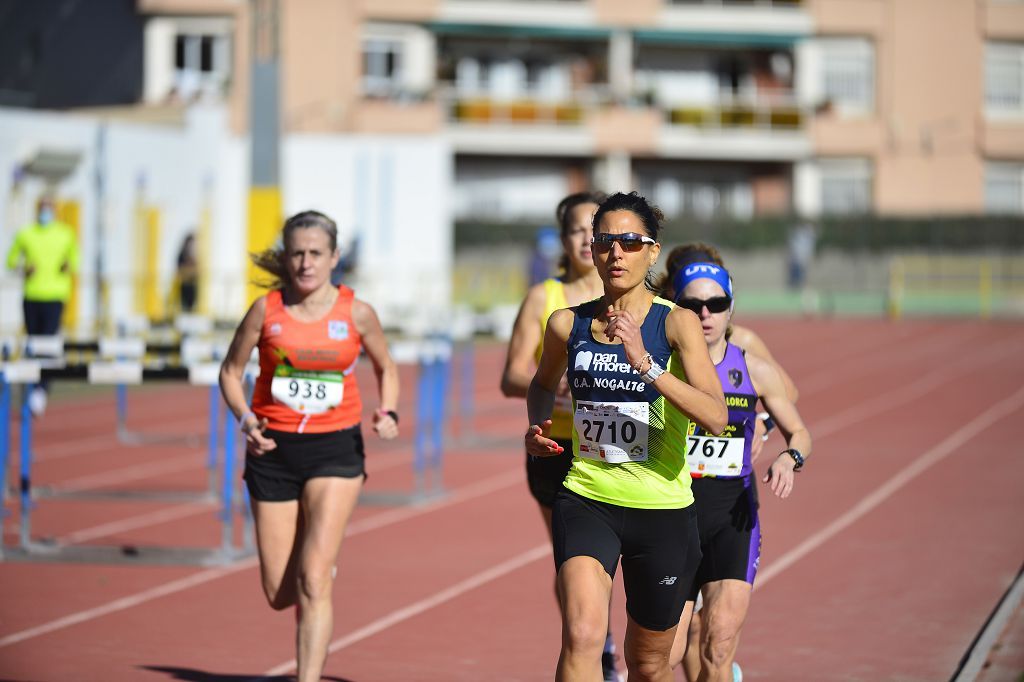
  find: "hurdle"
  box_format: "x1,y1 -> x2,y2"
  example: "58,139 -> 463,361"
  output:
359,336 -> 452,506
0,357 -> 255,565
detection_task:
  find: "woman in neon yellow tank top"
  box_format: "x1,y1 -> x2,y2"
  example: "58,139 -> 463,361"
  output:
502,192 -> 630,680
526,192 -> 727,682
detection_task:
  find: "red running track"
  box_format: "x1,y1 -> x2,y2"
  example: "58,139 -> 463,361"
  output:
0,318 -> 1022,681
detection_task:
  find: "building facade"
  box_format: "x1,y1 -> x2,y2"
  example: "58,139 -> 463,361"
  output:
133,0 -> 1024,220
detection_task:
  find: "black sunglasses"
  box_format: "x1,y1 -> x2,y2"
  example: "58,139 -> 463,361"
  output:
591,232 -> 656,253
677,296 -> 732,314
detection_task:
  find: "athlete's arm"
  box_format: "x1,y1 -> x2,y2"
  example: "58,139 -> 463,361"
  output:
219,296 -> 276,454
731,324 -> 798,402
353,298 -> 399,440
525,308 -> 571,457
662,308 -> 728,435
501,282 -> 546,398
748,353 -> 812,499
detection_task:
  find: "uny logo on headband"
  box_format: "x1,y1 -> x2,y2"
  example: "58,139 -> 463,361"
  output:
673,261 -> 734,299
684,264 -> 721,277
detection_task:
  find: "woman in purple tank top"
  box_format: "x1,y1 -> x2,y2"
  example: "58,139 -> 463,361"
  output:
667,261 -> 813,682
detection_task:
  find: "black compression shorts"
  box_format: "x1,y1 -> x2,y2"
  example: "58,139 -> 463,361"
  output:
688,475 -> 761,600
552,488 -> 701,631
244,425 -> 365,502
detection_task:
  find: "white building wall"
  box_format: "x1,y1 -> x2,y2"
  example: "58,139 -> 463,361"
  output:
1,106 -> 452,338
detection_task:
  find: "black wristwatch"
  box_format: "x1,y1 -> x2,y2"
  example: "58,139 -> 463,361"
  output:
781,448 -> 805,472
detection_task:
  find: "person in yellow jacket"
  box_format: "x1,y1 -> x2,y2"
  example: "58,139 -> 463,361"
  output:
5,195 -> 79,415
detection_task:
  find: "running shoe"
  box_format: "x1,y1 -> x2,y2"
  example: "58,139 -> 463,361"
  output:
28,387 -> 47,417
732,661 -> 743,682
602,651 -> 624,682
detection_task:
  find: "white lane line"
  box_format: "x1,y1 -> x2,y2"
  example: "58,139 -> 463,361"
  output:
60,504 -> 215,544
0,468 -> 525,648
48,450 -> 426,544
808,335 -> 1020,440
263,544 -> 552,677
796,325 -> 979,395
755,384 -> 1024,592
45,452 -> 205,492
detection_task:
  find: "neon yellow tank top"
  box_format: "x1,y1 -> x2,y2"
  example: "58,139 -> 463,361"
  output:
562,297 -> 694,509
535,278 -> 572,439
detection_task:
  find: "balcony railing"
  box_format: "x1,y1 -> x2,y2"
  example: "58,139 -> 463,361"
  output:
663,91 -> 804,130
668,0 -> 803,6
440,84 -> 610,125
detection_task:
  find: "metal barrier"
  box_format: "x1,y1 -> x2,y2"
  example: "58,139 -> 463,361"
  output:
0,348 -> 254,565
360,337 -> 453,506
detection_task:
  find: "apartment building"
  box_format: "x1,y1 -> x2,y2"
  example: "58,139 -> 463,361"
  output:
127,0 -> 1024,221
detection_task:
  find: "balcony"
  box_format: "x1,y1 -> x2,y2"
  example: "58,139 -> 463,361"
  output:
664,92 -> 803,130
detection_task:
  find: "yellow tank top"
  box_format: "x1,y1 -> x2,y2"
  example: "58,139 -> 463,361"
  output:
536,278 -> 572,439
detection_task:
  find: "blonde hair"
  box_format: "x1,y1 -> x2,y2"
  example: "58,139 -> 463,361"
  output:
250,211 -> 338,289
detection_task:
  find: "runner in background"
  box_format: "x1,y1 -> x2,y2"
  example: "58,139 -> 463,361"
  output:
667,260 -> 813,682
219,210 -> 399,682
659,242 -> 798,461
502,191 -> 630,680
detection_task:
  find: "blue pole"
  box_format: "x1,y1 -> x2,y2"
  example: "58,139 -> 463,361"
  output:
116,383 -> 128,431
19,384 -> 33,548
414,353 -> 430,493
0,377 -> 10,544
207,386 -> 220,498
221,408 -> 237,555
461,340 -> 475,431
431,348 -> 449,490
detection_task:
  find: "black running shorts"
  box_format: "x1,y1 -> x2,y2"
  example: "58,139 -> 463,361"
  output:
688,476 -> 761,600
525,438 -> 574,508
244,425 -> 365,502
552,488 -> 701,631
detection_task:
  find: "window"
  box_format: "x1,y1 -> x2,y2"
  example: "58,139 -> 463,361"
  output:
173,33 -> 230,100
819,158 -> 871,214
820,38 -> 874,116
985,163 -> 1024,214
363,39 -> 403,97
986,43 -> 1024,117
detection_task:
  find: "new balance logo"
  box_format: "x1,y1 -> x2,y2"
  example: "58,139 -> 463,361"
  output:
658,576 -> 677,585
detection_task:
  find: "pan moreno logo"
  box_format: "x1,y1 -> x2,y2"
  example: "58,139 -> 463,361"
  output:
574,350 -> 594,371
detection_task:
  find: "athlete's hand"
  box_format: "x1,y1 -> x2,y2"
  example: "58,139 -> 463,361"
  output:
244,417 -> 277,456
373,409 -> 399,440
525,420 -> 564,458
604,306 -> 647,369
750,418 -> 767,463
763,454 -> 795,499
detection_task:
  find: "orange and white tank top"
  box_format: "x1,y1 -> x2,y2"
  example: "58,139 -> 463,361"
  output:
251,286 -> 362,433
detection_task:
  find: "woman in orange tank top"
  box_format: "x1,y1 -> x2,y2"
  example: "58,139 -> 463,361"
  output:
219,211 -> 399,682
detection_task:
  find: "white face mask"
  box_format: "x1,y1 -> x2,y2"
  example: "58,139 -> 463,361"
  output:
38,208 -> 55,225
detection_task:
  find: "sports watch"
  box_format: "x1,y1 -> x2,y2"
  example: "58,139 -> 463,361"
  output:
640,361 -> 666,384
781,448 -> 805,471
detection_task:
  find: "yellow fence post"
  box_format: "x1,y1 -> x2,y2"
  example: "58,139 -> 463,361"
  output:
56,199 -> 80,333
144,207 -> 163,321
246,187 -> 282,305
887,257 -> 904,321
979,259 -> 993,319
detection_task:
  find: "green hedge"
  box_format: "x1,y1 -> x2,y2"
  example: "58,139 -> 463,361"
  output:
456,215 -> 1024,252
